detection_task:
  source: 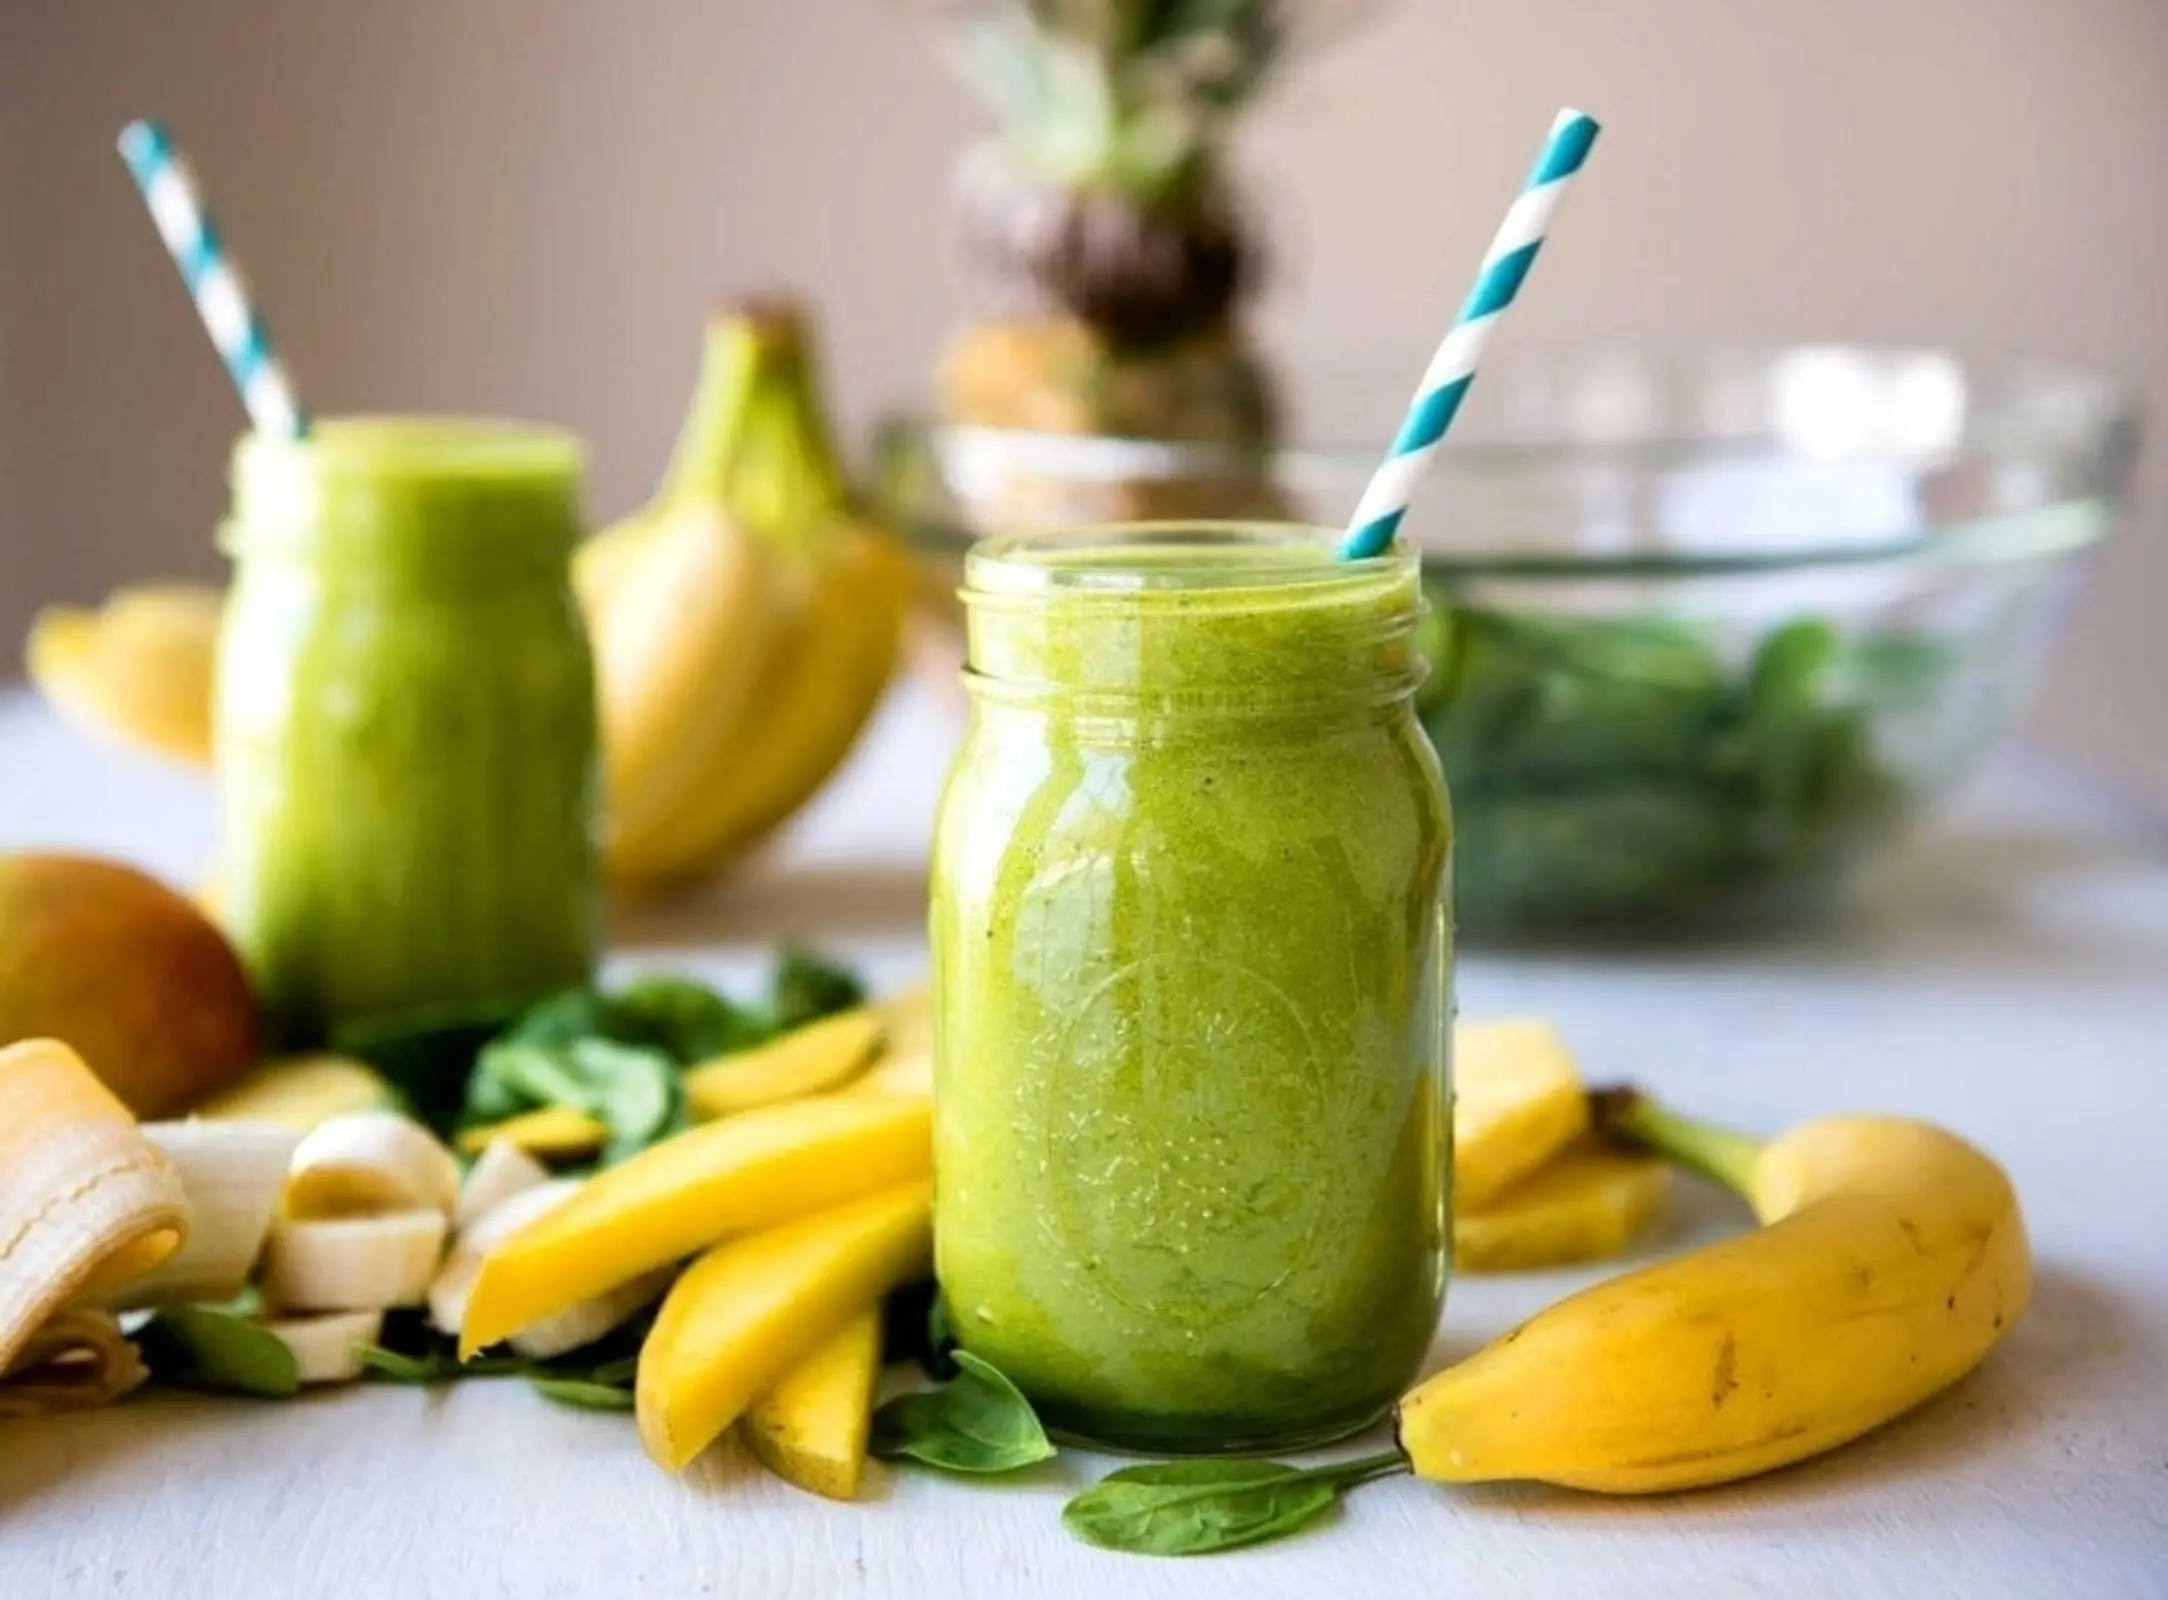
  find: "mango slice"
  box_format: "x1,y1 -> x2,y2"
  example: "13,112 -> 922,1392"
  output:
460,1094 -> 930,1357
741,1305 -> 883,1499
684,1008 -> 885,1120
848,986 -> 931,1102
27,588 -> 220,768
638,1182 -> 931,1472
455,1104 -> 608,1161
1454,1137 -> 1671,1272
200,1056 -> 394,1133
1454,1017 -> 1589,1209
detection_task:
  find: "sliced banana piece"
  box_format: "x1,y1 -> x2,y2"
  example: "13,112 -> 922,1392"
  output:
454,1139 -> 552,1232
262,1210 -> 447,1312
285,1111 -> 461,1220
107,1121 -> 299,1308
430,1179 -> 664,1358
262,1309 -> 385,1385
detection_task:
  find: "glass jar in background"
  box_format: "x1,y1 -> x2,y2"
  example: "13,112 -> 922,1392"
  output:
931,523 -> 1452,1454
217,420 -> 599,1046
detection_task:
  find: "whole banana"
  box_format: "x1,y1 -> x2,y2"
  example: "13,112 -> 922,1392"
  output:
1398,1094 -> 2030,1493
588,302 -> 906,887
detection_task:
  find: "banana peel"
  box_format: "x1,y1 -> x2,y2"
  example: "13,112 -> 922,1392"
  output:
26,304 -> 907,895
0,1039 -> 189,1412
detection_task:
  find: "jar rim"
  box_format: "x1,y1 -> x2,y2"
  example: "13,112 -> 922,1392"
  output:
235,417 -> 585,488
965,522 -> 1414,598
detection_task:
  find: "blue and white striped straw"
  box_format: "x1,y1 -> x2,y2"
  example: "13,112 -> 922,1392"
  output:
117,120 -> 307,438
1339,108 -> 1600,560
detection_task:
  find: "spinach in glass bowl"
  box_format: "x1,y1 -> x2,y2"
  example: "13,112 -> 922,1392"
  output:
875,347 -> 2137,933
1415,599 -> 1949,930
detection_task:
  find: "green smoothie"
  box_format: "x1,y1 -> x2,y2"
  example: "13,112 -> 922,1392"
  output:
218,420 -> 599,1046
931,525 -> 1452,1453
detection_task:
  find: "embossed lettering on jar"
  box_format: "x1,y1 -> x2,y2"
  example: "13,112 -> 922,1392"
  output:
930,524 -> 1453,1455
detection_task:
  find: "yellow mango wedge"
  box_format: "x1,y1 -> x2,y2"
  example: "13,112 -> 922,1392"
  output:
849,985 -> 931,1102
685,1007 -> 886,1120
27,587 -> 220,768
461,1094 -> 930,1357
638,1182 -> 931,1472
742,1305 -> 883,1499
455,1104 -> 608,1161
1454,1017 -> 1589,1209
1454,1137 -> 1672,1272
199,1055 -> 393,1132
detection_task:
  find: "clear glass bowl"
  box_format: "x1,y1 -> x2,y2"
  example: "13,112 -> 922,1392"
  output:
872,347 -> 2140,934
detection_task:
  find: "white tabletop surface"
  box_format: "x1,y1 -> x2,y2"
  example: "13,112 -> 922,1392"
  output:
1,681 -> 2164,1600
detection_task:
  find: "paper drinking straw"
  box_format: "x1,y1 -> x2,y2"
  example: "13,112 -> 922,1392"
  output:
1339,109 -> 1600,560
116,120 -> 307,438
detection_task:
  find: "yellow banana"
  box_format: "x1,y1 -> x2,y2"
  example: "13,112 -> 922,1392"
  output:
1398,1094 -> 2030,1493
593,504 -> 801,867
658,526 -> 907,872
592,302 -> 906,888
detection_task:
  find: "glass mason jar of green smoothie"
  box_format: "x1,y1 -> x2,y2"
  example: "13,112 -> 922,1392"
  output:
931,523 -> 1453,1454
218,420 -> 600,1045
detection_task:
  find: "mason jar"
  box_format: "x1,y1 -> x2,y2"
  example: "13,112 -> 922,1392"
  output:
217,419 -> 599,1046
930,523 -> 1453,1454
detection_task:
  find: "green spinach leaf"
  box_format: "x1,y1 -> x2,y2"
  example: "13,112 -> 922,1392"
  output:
1062,1452 -> 1408,1557
767,947 -> 866,1032
612,974 -> 767,1060
137,1305 -> 299,1398
870,1349 -> 1053,1474
470,1035 -> 683,1165
332,997 -> 532,1129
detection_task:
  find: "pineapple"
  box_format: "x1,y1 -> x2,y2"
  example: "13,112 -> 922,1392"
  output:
929,1 -> 1370,523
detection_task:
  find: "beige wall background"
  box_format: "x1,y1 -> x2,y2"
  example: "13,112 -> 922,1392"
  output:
4,1 -> 2164,792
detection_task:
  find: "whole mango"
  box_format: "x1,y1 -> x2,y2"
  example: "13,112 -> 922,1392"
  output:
0,853 -> 258,1116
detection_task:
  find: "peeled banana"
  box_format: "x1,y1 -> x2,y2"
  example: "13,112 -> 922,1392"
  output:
263,1309 -> 385,1385
284,1110 -> 462,1220
260,1209 -> 447,1312
110,1121 -> 298,1306
1398,1094 -> 2031,1493
429,1177 -> 667,1360
454,1138 -> 552,1230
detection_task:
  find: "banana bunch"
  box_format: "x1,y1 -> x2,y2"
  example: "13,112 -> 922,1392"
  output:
584,301 -> 909,887
23,303 -> 908,892
1399,1091 -> 2031,1493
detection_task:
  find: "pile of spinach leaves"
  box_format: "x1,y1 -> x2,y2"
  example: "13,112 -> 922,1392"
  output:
330,948 -> 865,1164
1416,597 -> 1950,931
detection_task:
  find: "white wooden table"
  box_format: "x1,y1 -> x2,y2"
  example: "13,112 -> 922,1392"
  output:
2,682 -> 2165,1599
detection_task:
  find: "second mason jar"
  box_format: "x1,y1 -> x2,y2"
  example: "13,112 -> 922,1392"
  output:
931,523 -> 1453,1453
218,419 -> 600,1047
